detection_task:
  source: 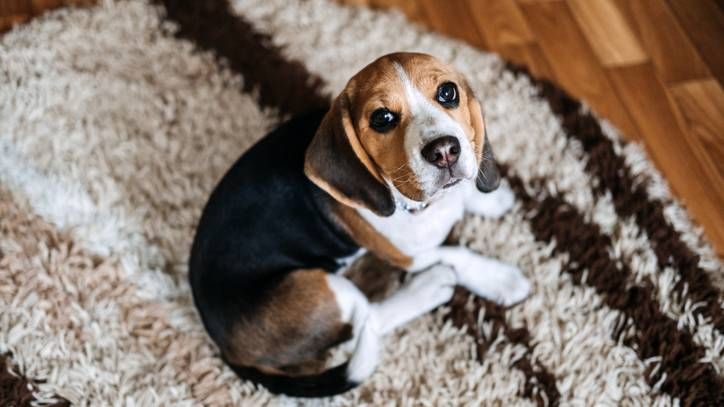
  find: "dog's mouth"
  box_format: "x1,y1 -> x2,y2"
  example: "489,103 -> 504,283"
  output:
397,177 -> 463,214
423,174 -> 466,199
442,178 -> 462,189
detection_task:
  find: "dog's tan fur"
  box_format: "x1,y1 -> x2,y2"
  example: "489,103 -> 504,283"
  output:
332,203 -> 413,269
224,269 -> 352,373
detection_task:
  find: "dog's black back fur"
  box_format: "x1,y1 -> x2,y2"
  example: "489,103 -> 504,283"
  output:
189,110 -> 361,397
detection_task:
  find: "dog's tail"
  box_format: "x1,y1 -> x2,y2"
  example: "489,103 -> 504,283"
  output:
228,362 -> 357,398
227,318 -> 380,398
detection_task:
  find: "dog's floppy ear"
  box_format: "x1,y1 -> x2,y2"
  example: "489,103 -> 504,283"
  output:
305,92 -> 396,217
466,86 -> 500,193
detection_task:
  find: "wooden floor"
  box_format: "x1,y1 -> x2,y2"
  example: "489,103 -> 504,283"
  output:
0,0 -> 92,30
3,0 -> 723,256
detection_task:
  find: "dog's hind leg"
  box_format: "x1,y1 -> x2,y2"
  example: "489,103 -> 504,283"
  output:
222,265 -> 456,391
327,263 -> 456,380
221,269 -> 355,372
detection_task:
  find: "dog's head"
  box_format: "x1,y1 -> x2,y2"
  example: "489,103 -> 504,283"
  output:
305,52 -> 500,217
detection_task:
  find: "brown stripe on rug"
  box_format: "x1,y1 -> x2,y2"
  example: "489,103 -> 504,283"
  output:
158,0 -> 330,116
446,290 -> 561,407
0,353 -> 69,407
154,0 -> 560,403
503,169 -> 724,405
505,64 -> 724,335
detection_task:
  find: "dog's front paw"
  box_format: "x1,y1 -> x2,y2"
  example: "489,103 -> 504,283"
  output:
492,264 -> 530,306
466,183 -> 516,219
457,257 -> 530,307
404,265 -> 457,306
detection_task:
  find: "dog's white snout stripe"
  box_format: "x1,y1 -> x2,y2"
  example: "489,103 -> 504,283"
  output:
393,62 -> 456,143
392,62 -> 477,189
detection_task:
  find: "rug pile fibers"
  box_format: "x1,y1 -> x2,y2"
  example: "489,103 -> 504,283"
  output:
0,0 -> 722,405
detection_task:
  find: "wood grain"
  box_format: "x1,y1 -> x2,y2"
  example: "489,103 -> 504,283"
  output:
667,79 -> 724,187
567,0 -> 647,66
609,64 -> 724,248
367,0 -> 425,22
666,0 -> 724,85
0,0 -> 30,15
0,0 -> 91,32
467,0 -> 533,49
616,0 -> 710,83
418,0 -> 488,49
31,0 -> 66,13
518,0 -> 640,139
0,0 -> 30,32
497,43 -> 555,81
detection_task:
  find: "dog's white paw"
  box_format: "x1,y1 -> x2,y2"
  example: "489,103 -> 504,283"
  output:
466,184 -> 516,219
373,265 -> 457,334
457,257 -> 530,307
492,264 -> 531,306
404,265 -> 456,306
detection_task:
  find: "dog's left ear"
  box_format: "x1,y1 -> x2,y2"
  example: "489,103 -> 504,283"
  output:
466,85 -> 500,193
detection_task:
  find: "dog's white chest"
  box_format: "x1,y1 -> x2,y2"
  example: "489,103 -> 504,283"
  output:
358,186 -> 467,256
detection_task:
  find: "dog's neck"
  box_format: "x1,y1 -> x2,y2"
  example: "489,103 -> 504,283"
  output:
391,184 -> 441,215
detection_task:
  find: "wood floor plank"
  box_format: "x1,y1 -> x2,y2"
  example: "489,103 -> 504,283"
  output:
368,0 -> 425,22
608,64 -> 724,253
418,0 -> 488,49
30,0 -> 64,14
567,0 -> 647,66
467,0 -> 533,48
615,0 -> 710,84
0,14 -> 30,32
518,0 -> 640,140
497,43 -> 556,81
666,0 -> 724,85
0,0 -> 94,33
0,0 -> 30,15
666,79 -> 724,191
338,0 -> 428,28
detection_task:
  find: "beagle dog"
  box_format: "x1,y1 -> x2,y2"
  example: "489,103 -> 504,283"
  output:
189,52 -> 530,398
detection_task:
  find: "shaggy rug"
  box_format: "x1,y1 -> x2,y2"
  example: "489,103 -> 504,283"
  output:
1,0 -> 722,405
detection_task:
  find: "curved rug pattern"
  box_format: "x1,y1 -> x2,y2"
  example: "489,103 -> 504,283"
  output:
1,0 -> 722,405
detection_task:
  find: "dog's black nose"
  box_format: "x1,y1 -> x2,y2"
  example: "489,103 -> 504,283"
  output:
421,136 -> 460,168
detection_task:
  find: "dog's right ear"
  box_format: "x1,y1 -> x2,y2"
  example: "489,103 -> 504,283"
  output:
465,83 -> 500,193
305,92 -> 396,217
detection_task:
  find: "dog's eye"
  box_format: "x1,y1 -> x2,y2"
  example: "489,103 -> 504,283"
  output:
369,108 -> 399,133
436,82 -> 459,108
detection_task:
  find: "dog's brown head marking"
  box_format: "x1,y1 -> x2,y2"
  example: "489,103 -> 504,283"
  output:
305,52 -> 500,216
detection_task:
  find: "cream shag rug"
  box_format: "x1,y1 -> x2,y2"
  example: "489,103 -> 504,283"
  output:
1,0 -> 722,405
